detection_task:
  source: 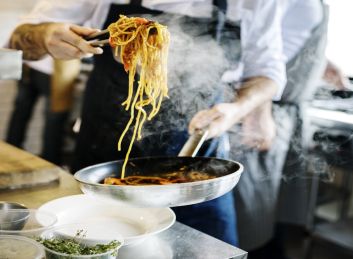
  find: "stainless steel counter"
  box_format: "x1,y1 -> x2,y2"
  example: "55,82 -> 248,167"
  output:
118,221 -> 247,259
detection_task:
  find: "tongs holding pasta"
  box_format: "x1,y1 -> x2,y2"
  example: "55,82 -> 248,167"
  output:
84,19 -> 159,47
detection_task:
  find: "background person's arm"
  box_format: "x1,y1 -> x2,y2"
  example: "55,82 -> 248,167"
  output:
189,0 -> 285,151
10,23 -> 103,60
189,77 -> 278,139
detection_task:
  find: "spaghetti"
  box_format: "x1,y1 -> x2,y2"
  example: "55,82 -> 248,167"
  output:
107,15 -> 170,179
103,172 -> 217,186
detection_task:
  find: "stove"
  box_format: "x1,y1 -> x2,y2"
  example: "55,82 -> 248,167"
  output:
306,89 -> 353,169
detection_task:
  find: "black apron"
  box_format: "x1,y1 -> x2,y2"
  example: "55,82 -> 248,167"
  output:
72,0 -> 242,246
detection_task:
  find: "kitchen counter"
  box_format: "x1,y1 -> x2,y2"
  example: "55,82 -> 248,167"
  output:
118,221 -> 247,259
0,143 -> 247,259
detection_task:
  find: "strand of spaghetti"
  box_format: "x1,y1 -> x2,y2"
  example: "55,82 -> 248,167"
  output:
134,42 -> 148,140
121,107 -> 142,179
117,73 -> 142,151
150,91 -> 164,118
121,79 -> 145,177
116,20 -> 136,33
135,85 -> 148,141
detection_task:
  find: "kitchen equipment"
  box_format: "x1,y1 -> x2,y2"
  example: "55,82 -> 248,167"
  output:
0,202 -> 28,210
0,141 -> 61,189
303,87 -> 353,258
74,129 -> 243,207
39,194 -> 176,246
0,48 -> 22,80
0,235 -> 44,259
0,210 -> 29,231
75,158 -> 242,207
84,20 -> 158,47
40,223 -> 124,258
0,209 -> 57,236
178,129 -> 209,156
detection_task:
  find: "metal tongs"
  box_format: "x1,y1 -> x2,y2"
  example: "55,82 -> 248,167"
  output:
84,19 -> 159,47
178,129 -> 209,157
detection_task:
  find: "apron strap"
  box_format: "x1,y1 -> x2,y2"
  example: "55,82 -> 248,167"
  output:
130,0 -> 142,6
213,0 -> 227,14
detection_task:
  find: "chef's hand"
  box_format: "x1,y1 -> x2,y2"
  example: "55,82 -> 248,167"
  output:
11,23 -> 103,61
323,60 -> 351,90
241,102 -> 276,151
189,77 -> 278,140
189,103 -> 242,139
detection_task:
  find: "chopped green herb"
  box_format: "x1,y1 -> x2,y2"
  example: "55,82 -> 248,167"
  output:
34,230 -> 120,259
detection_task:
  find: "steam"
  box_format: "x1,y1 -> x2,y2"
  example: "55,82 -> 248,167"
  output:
129,9 -> 230,151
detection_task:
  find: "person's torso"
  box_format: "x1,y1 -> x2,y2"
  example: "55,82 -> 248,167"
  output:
281,0 -> 323,62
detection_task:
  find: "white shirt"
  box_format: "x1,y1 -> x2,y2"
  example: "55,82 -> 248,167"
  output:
11,0 -> 286,100
281,0 -> 323,62
222,0 -> 323,95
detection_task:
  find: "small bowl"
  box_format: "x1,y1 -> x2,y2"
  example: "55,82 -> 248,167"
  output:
40,223 -> 124,259
0,210 -> 29,230
0,235 -> 44,259
0,203 -> 30,230
0,201 -> 28,210
0,209 -> 57,237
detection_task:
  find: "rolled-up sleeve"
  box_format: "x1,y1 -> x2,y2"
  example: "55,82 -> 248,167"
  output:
16,0 -> 97,26
241,0 -> 286,101
3,0 -> 97,49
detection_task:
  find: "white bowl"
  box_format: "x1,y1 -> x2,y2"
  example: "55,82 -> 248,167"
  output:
39,194 -> 176,246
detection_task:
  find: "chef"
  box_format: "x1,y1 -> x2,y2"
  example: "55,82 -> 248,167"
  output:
8,0 -> 286,246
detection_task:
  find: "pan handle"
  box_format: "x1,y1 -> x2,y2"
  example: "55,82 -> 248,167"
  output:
178,129 -> 209,157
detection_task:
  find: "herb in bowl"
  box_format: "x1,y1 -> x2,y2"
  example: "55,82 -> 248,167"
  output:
35,230 -> 121,259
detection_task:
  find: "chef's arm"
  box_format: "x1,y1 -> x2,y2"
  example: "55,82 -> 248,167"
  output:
189,76 -> 278,139
10,23 -> 103,61
230,77 -> 278,120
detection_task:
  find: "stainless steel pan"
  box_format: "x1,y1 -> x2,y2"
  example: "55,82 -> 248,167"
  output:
74,130 -> 243,207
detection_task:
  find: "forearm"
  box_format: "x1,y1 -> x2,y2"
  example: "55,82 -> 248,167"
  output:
10,23 -> 49,61
232,77 -> 278,119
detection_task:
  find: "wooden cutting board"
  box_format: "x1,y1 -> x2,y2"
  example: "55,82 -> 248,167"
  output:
0,141 -> 60,189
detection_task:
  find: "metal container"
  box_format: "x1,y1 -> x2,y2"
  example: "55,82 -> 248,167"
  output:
0,203 -> 29,230
74,156 -> 243,207
0,210 -> 29,231
0,202 -> 27,210
0,209 -> 57,236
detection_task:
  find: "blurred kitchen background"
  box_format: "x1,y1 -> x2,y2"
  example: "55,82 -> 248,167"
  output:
1,1 -> 353,259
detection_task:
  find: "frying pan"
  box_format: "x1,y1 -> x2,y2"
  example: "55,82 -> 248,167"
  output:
74,130 -> 243,207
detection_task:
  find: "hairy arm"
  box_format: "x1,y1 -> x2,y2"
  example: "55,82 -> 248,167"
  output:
189,77 -> 278,139
10,24 -> 49,60
241,101 -> 276,151
10,23 -> 103,61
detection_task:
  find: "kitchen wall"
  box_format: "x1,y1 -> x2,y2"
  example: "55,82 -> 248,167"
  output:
325,0 -> 353,77
0,0 -> 44,155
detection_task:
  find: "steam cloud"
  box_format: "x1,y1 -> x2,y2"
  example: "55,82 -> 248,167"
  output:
130,10 -> 230,151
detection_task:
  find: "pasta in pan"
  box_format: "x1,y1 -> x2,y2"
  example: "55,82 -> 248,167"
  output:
104,171 -> 217,186
107,15 -> 170,179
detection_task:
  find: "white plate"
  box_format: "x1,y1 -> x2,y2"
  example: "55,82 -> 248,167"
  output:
38,194 -> 175,246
